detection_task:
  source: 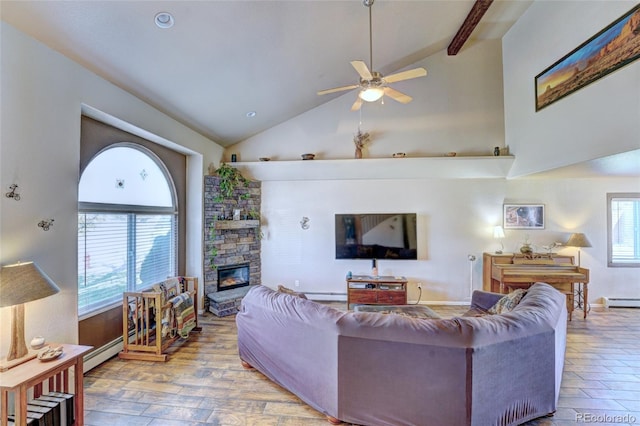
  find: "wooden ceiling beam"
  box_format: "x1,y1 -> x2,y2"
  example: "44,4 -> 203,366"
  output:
447,0 -> 494,56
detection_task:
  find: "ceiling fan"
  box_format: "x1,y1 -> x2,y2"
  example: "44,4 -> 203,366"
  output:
317,0 -> 427,111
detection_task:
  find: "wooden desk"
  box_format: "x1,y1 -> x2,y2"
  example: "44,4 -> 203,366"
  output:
483,253 -> 589,320
0,344 -> 92,426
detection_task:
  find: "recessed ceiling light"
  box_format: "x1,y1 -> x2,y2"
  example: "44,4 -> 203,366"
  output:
246,111 -> 257,118
155,12 -> 174,29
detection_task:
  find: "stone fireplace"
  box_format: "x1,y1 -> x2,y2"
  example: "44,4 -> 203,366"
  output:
203,175 -> 261,314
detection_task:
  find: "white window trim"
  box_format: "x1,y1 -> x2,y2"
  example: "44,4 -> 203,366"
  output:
607,192 -> 640,268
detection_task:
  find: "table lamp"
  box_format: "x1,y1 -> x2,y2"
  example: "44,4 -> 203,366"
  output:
0,261 -> 60,371
493,226 -> 505,254
565,233 -> 592,267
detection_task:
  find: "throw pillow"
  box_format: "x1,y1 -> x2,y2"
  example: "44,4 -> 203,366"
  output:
277,284 -> 308,299
488,289 -> 527,314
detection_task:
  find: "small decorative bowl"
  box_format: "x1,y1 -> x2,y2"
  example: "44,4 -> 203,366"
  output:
259,157 -> 271,162
30,336 -> 46,350
37,345 -> 64,362
392,152 -> 406,158
445,152 -> 457,157
301,153 -> 315,160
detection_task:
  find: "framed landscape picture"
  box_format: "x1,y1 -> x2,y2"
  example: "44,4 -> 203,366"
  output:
535,4 -> 640,111
504,204 -> 545,230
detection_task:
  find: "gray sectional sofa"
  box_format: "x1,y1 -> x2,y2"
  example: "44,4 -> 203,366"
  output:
236,282 -> 567,426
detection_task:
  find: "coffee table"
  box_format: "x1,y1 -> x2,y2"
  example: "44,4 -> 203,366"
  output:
353,304 -> 441,319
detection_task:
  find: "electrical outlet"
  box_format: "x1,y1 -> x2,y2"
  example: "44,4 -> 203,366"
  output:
417,283 -> 422,290
294,280 -> 300,287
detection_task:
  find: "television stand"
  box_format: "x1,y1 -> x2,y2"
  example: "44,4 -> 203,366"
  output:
346,275 -> 408,309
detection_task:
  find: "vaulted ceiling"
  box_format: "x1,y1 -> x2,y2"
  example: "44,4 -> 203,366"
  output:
1,0 -> 532,147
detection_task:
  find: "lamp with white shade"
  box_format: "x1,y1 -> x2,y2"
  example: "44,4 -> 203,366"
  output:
565,233 -> 592,267
0,261 -> 60,371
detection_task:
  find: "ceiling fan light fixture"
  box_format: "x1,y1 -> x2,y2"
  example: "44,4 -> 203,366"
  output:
359,87 -> 384,102
316,0 -> 425,111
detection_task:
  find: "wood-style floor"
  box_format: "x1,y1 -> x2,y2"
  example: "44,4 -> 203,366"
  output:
84,304 -> 640,426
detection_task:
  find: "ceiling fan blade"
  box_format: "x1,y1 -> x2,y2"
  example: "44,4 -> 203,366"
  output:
351,96 -> 363,111
317,84 -> 359,96
384,67 -> 427,84
351,60 -> 373,80
384,87 -> 413,104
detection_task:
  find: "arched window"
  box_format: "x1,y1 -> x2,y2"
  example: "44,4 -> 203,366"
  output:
78,144 -> 178,316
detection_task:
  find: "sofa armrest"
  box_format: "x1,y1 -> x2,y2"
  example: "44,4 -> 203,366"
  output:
470,290 -> 503,311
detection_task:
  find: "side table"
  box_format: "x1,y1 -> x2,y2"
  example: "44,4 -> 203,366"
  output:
0,343 -> 92,426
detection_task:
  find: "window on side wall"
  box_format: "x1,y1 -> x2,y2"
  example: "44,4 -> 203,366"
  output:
607,193 -> 640,267
78,144 -> 178,317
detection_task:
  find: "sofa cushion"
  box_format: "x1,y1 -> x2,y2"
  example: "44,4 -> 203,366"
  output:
277,284 -> 307,299
488,289 -> 527,314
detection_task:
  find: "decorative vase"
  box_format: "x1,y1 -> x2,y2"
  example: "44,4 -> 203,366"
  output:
30,336 -> 46,349
520,243 -> 533,254
355,147 -> 362,159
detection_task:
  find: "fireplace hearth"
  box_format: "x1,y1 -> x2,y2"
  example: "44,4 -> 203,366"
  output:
217,263 -> 250,292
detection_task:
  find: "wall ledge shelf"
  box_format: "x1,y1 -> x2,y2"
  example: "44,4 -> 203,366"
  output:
230,156 -> 514,181
214,220 -> 260,230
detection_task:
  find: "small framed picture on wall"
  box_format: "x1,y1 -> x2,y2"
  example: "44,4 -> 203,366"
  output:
503,204 -> 545,229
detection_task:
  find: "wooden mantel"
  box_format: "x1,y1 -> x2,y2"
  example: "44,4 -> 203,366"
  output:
214,220 -> 260,230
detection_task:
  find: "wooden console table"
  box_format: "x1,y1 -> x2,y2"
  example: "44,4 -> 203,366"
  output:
482,252 -> 589,320
0,343 -> 92,426
347,275 -> 407,308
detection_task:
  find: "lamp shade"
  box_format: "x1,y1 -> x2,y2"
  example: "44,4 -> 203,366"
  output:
493,226 -> 505,239
565,233 -> 592,248
0,262 -> 60,308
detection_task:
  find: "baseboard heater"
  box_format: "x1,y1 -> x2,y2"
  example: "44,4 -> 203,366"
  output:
83,336 -> 124,372
302,291 -> 347,301
603,297 -> 640,308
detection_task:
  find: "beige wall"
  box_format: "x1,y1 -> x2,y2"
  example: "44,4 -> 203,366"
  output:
0,22 -> 222,355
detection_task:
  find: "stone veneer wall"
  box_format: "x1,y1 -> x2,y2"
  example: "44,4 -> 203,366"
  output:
203,175 -> 261,310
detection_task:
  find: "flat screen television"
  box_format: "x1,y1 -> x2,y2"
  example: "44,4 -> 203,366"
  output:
335,213 -> 417,260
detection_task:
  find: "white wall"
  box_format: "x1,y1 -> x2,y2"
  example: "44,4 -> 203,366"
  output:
260,177 -> 639,305
503,0 -> 640,177
0,22 -> 222,354
230,39 -> 506,161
